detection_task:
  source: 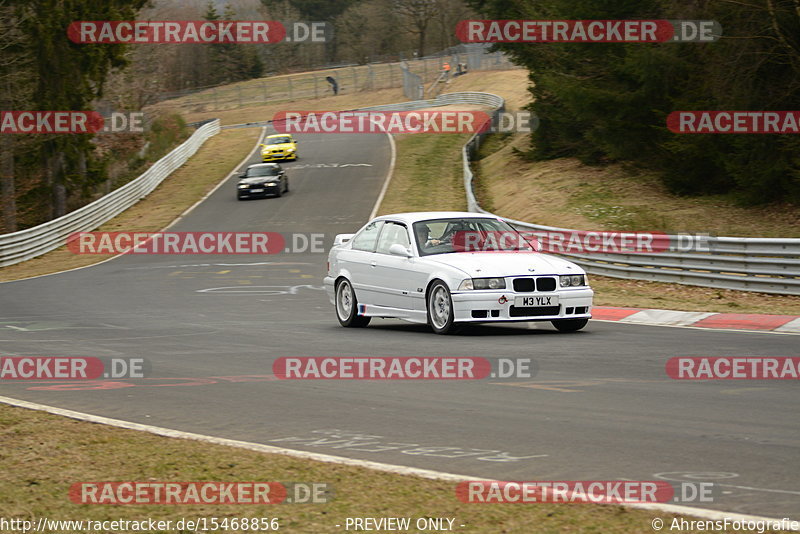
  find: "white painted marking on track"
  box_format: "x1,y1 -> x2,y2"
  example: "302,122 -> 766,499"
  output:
620,309 -> 715,326
776,317 -> 800,333
196,284 -> 324,294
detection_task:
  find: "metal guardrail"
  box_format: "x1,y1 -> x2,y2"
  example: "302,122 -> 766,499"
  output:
6,91 -> 797,296
454,94 -> 800,296
0,120 -> 221,267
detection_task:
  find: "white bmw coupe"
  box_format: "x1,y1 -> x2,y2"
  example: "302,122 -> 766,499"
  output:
324,212 -> 593,334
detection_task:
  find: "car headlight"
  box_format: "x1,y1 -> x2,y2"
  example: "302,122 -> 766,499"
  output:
458,277 -> 506,290
286,147 -> 295,152
237,183 -> 248,188
560,274 -> 585,287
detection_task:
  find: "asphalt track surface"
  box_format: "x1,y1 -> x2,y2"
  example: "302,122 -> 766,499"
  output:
1,130 -> 798,519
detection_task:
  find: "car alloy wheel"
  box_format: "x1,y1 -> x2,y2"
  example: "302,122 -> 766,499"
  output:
335,279 -> 370,328
427,281 -> 459,334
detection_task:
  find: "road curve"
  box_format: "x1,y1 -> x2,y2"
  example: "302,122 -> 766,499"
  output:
0,129 -> 798,519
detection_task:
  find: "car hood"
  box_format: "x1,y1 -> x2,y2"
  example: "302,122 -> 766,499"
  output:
262,143 -> 294,151
239,176 -> 279,184
426,251 -> 583,277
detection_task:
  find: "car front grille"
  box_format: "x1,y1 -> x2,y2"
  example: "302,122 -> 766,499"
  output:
509,305 -> 560,317
512,277 -> 556,292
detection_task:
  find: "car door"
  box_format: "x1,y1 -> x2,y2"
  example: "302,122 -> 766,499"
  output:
336,220 -> 383,305
372,222 -> 428,310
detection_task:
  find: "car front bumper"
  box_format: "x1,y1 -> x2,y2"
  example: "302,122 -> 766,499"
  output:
237,183 -> 281,198
450,287 -> 594,322
262,152 -> 296,161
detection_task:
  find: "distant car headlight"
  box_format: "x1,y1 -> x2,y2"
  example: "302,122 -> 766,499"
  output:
458,277 -> 506,290
560,275 -> 585,287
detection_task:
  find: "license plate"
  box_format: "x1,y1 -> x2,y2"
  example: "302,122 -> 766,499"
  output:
514,295 -> 558,307
250,188 -> 264,193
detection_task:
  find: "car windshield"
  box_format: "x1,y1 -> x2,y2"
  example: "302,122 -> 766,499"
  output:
266,137 -> 292,145
412,218 -> 535,256
245,167 -> 279,177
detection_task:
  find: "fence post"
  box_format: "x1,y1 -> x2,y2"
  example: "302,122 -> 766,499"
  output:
288,77 -> 293,99
263,81 -> 267,102
314,75 -> 318,99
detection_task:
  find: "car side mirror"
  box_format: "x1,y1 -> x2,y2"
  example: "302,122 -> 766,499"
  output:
334,233 -> 354,246
259,143 -> 267,148
389,243 -> 412,257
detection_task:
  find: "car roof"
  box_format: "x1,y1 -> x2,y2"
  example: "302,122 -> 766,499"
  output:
266,134 -> 293,138
246,163 -> 281,168
372,212 -> 498,225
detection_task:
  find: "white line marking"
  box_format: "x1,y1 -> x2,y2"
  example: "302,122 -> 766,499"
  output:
776,317 -> 800,333
620,309 -> 716,327
592,319 -> 800,336
369,131 -> 397,220
0,394 -> 794,527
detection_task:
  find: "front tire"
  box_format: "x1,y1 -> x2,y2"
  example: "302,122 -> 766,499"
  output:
335,279 -> 371,328
427,281 -> 460,334
551,318 -> 588,332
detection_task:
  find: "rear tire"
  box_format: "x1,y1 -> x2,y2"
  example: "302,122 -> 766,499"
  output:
335,279 -> 371,328
551,318 -> 588,332
427,281 -> 460,334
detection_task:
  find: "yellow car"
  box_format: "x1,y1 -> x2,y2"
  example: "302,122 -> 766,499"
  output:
260,134 -> 298,162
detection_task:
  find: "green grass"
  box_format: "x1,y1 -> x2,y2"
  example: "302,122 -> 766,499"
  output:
0,403 -> 759,534
378,133 -> 470,215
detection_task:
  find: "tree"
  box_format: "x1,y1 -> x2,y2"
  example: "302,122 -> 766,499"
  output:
394,0 -> 440,57
17,0 -> 147,218
468,0 -> 800,204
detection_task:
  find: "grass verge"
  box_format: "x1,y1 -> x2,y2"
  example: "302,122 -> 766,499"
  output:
377,133 -> 470,215
0,403 -> 754,534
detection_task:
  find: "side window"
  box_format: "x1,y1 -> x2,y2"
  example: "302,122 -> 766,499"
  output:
351,221 -> 384,252
376,222 -> 410,254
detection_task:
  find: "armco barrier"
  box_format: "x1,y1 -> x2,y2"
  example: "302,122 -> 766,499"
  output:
224,91 -> 799,296
0,119 -> 220,267
455,94 -> 800,296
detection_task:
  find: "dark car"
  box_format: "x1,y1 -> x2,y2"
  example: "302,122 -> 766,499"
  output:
236,163 -> 289,200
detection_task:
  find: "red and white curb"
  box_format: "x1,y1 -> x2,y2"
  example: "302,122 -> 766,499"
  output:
592,307 -> 800,333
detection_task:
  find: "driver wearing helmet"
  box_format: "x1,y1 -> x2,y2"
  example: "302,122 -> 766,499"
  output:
414,224 -> 443,251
